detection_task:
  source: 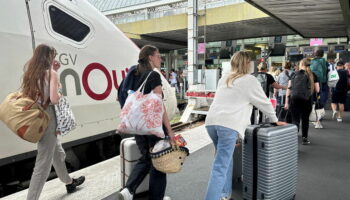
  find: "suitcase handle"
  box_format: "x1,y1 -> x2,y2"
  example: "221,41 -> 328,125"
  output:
260,122 -> 277,127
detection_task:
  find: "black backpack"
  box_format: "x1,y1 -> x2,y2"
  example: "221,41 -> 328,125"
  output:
117,65 -> 137,108
290,70 -> 311,100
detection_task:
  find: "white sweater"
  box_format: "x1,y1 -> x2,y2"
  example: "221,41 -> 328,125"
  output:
205,74 -> 278,138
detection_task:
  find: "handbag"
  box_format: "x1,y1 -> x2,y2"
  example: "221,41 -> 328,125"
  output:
118,72 -> 165,138
309,103 -> 325,122
54,94 -> 77,135
150,140 -> 189,173
309,104 -> 318,122
0,92 -> 49,143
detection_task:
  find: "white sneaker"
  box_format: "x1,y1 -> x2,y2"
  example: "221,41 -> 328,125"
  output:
337,118 -> 343,122
116,188 -> 133,200
163,196 -> 172,200
332,111 -> 338,119
315,121 -> 323,129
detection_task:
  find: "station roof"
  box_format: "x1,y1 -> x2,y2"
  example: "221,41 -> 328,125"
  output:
116,3 -> 295,51
87,0 -> 159,12
245,0 -> 350,38
87,0 -> 184,14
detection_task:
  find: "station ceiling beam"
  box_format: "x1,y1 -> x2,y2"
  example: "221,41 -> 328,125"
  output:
140,35 -> 187,46
245,0 -> 349,39
339,0 -> 350,39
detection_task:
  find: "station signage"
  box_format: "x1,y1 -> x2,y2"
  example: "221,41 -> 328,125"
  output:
288,47 -> 299,55
198,43 -> 206,54
334,45 -> 346,53
310,38 -> 323,46
303,46 -> 314,55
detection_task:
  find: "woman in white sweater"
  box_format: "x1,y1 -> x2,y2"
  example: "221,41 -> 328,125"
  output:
204,51 -> 286,200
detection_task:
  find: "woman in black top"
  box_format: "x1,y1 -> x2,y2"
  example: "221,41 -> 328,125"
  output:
285,58 -> 320,145
117,45 -> 175,200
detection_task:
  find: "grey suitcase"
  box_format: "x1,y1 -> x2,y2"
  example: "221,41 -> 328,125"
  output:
120,137 -> 149,194
243,124 -> 298,200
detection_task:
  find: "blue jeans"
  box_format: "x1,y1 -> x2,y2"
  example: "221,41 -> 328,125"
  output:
320,83 -> 329,107
205,125 -> 238,200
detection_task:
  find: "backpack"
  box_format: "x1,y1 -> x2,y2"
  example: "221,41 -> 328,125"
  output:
290,70 -> 311,101
310,58 -> 326,83
327,64 -> 339,88
255,72 -> 268,94
118,65 -> 137,109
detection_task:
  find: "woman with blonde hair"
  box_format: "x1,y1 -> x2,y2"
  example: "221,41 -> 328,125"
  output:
205,51 -> 286,200
285,58 -> 320,145
24,44 -> 85,200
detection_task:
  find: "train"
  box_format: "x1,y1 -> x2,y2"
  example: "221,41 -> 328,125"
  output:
0,0 -> 140,196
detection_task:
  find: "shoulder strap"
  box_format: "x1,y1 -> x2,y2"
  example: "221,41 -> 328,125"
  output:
137,71 -> 154,94
43,67 -> 52,109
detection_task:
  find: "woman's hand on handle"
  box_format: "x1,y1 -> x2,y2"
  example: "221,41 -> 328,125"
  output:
168,130 -> 176,145
276,121 -> 288,126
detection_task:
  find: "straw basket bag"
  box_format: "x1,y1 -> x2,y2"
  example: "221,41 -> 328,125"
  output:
150,145 -> 189,173
0,92 -> 49,143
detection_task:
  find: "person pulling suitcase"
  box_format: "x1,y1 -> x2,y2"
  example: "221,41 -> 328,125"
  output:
205,51 -> 286,200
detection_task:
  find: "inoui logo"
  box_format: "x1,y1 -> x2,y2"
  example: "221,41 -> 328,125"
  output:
58,53 -> 129,101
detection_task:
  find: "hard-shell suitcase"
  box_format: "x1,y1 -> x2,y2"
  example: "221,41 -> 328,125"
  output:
243,124 -> 298,200
120,137 -> 149,194
233,139 -> 243,183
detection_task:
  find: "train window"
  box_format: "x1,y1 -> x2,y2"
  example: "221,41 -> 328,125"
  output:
49,6 -> 90,42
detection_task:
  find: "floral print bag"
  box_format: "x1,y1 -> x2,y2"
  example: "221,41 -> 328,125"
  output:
118,72 -> 165,138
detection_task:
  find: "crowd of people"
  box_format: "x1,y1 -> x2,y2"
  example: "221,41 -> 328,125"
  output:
268,50 -> 350,144
13,44 -> 350,200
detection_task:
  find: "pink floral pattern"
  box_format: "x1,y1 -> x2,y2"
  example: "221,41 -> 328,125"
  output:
140,99 -> 163,129
121,102 -> 132,117
118,90 -> 164,138
135,92 -> 145,101
118,122 -> 127,131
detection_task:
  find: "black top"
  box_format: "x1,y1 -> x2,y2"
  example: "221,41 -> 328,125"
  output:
335,69 -> 349,92
265,73 -> 276,97
131,70 -> 162,94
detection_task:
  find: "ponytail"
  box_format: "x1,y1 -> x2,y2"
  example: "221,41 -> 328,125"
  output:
305,67 -> 315,94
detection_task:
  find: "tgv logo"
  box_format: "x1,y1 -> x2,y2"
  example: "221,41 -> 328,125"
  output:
60,62 -> 128,101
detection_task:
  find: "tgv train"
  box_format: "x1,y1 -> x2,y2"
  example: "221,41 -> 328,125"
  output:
0,0 -> 140,195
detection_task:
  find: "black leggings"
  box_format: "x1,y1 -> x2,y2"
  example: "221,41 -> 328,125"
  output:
290,98 -> 313,138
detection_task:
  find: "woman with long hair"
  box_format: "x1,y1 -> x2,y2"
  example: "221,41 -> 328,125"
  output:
285,58 -> 320,145
24,44 -> 84,200
117,45 -> 174,200
205,51 -> 286,200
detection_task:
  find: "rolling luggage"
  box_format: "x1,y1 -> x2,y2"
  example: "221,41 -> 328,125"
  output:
120,137 -> 149,194
243,124 -> 298,200
232,139 -> 243,183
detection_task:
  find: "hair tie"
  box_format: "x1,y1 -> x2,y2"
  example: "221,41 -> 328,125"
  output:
138,58 -> 147,64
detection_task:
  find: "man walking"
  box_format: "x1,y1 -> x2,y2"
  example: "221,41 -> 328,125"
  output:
311,50 -> 328,107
